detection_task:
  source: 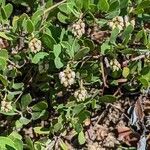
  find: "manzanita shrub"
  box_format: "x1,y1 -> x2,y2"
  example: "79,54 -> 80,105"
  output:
0,0 -> 149,149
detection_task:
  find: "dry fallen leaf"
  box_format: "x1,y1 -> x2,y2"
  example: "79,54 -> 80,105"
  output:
134,97 -> 145,122
117,126 -> 139,146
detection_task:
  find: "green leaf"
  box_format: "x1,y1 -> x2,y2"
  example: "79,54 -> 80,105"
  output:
32,52 -> 49,64
59,139 -> 68,150
61,41 -> 72,57
99,95 -> 117,103
122,25 -> 134,39
58,3 -> 71,14
109,0 -> 120,12
98,0 -> 109,12
54,57 -> 63,69
106,9 -> 120,18
119,0 -> 129,8
9,131 -> 22,140
83,39 -> 95,51
54,122 -> 62,132
78,110 -> 90,123
83,0 -> 91,10
4,3 -> 13,18
32,111 -> 46,120
136,0 -> 150,11
0,57 -> 6,71
12,138 -> 23,150
110,27 -> 119,44
135,30 -> 143,42
75,0 -> 83,9
57,12 -> 68,24
9,132 -> 23,150
31,9 -> 43,24
0,136 -> 18,149
0,110 -> 17,116
74,122 -> 83,133
21,94 -> 32,110
24,137 -> 34,150
122,25 -> 134,45
53,44 -> 61,57
1,7 -> 7,19
73,104 -> 85,116
32,101 -> 48,111
12,16 -> 19,31
143,29 -> 148,45
101,42 -> 111,55
0,32 -> 12,40
34,127 -> 49,135
74,47 -> 90,60
12,83 -> 24,90
42,33 -> 56,50
78,131 -> 86,145
67,2 -> 80,17
26,19 -> 34,33
19,117 -> 31,125
122,67 -> 130,78
139,77 -> 149,88
0,49 -> 8,59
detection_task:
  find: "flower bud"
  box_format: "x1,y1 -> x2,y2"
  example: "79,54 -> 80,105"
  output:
1,100 -> 12,112
59,72 -> 65,79
29,38 -> 42,53
74,87 -> 88,102
71,18 -> 85,38
68,78 -> 74,85
110,59 -> 121,72
63,81 -> 69,87
109,16 -> 124,32
59,66 -> 76,87
124,15 -> 135,27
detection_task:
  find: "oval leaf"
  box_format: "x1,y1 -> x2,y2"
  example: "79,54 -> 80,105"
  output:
32,52 -> 49,64
98,0 -> 109,12
74,47 -> 90,60
78,131 -> 86,145
26,19 -> 34,33
42,33 -> 56,50
122,67 -> 130,78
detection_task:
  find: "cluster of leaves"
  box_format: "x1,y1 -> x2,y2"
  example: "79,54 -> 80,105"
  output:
0,0 -> 149,149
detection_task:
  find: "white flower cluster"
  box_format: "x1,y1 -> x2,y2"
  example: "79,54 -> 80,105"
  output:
110,59 -> 121,72
71,19 -> 85,38
59,67 -> 75,87
124,15 -> 135,27
29,38 -> 42,53
109,16 -> 124,31
1,100 -> 12,112
74,87 -> 88,102
109,16 -> 135,32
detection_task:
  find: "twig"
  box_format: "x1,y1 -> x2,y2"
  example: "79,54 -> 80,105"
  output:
94,104 -> 110,127
117,78 -> 128,83
109,103 -> 131,120
14,92 -> 23,104
113,87 -> 121,96
104,57 -> 110,68
44,0 -> 67,14
35,0 -> 67,35
123,55 -> 145,66
7,59 -> 26,69
100,57 -> 108,88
